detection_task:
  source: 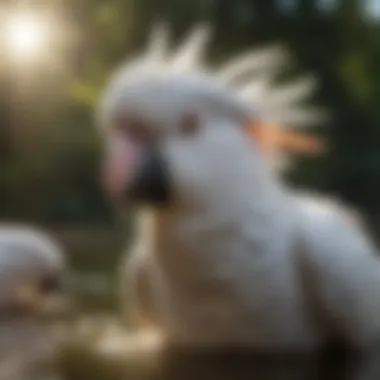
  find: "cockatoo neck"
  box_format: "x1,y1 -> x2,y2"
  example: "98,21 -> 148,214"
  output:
157,141 -> 285,240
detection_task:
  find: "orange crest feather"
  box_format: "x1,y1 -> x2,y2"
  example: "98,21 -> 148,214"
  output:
247,121 -> 324,158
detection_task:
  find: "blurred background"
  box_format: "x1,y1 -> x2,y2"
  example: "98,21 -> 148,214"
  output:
0,0 -> 380,356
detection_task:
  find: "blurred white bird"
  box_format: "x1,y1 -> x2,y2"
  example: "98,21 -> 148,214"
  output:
99,24 -> 380,380
0,225 -> 67,314
0,225 -> 69,380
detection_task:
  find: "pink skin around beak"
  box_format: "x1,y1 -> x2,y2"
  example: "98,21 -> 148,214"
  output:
102,131 -> 142,200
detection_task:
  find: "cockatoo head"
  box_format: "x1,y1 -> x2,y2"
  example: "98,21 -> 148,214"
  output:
0,225 -> 69,318
100,24 -> 325,212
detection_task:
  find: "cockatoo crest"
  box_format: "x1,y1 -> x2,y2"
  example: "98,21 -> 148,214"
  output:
101,23 -> 326,173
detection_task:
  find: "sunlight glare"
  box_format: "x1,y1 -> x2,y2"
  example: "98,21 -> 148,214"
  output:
5,13 -> 46,59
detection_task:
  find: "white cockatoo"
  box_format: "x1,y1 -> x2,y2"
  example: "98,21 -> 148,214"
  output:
0,224 -> 66,314
0,224 -> 68,380
99,24 -> 380,379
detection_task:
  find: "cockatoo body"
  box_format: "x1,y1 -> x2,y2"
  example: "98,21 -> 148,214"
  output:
100,24 -> 380,379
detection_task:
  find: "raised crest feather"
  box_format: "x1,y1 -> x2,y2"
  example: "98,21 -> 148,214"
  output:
170,24 -> 212,71
217,45 -> 290,84
144,24 -> 325,130
145,22 -> 171,61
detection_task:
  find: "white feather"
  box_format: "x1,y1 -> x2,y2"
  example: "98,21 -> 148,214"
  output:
145,22 -> 171,62
238,78 -> 269,101
217,45 -> 289,84
170,24 -> 212,71
259,106 -> 328,128
266,75 -> 318,105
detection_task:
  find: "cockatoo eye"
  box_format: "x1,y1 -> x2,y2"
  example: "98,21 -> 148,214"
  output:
115,117 -> 155,145
179,113 -> 200,137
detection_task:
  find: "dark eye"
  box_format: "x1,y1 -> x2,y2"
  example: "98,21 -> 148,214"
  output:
115,117 -> 154,144
179,113 -> 200,137
39,273 -> 62,293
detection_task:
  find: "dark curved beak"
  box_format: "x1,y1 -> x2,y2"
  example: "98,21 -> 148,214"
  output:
103,133 -> 172,207
127,148 -> 172,206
